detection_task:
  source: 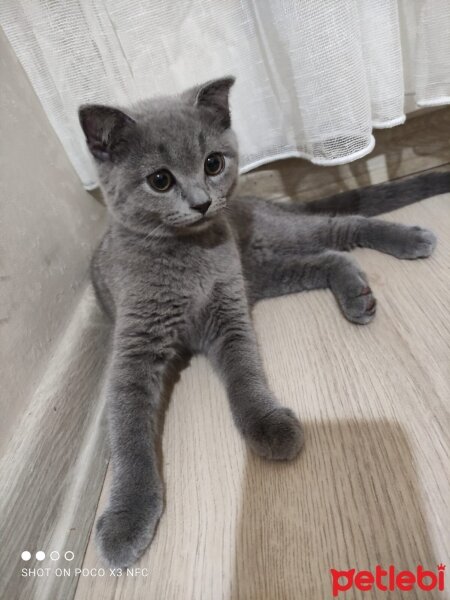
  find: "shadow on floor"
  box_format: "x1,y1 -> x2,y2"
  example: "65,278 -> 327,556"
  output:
231,419 -> 440,599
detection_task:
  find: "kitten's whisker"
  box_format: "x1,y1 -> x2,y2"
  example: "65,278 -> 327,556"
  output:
143,223 -> 165,242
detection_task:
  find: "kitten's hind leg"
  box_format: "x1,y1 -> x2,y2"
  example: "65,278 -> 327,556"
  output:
325,215 -> 437,259
247,251 -> 376,325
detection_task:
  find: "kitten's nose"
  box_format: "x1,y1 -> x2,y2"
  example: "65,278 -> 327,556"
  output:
192,200 -> 211,215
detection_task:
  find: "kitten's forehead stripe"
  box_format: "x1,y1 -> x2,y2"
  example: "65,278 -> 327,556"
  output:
198,132 -> 206,154
154,138 -> 174,167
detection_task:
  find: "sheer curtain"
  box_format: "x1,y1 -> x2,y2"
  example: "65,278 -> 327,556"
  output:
2,0 -> 449,189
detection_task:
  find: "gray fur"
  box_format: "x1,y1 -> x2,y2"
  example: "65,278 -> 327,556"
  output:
79,77 -> 441,567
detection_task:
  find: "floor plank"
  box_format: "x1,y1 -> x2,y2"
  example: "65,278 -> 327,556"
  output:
75,194 -> 450,600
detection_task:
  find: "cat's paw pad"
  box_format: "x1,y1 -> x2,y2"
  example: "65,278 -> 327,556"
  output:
399,226 -> 437,259
246,407 -> 304,461
96,496 -> 162,568
340,284 -> 377,325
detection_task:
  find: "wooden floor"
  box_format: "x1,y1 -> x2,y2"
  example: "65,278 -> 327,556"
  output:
74,194 -> 450,600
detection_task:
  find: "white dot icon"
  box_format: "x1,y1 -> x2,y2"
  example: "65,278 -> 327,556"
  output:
64,551 -> 74,561
36,551 -> 45,561
21,551 -> 31,561
50,551 -> 60,561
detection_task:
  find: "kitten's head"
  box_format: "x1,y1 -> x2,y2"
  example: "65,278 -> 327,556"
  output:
79,77 -> 238,235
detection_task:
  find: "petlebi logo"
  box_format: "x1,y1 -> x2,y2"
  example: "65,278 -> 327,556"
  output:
330,564 -> 446,597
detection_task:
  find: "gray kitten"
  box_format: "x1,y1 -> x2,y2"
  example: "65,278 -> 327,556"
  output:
79,77 -> 446,568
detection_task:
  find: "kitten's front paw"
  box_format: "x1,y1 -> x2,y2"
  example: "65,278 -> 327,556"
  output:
397,226 -> 437,259
96,494 -> 163,568
246,407 -> 304,461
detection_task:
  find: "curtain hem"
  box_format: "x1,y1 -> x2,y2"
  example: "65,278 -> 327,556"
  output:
372,115 -> 406,128
239,135 -> 376,174
417,97 -> 450,108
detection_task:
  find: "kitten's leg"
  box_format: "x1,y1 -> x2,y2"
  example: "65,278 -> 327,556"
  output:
96,322 -> 176,568
324,215 -> 436,259
204,287 -> 304,460
247,251 -> 376,325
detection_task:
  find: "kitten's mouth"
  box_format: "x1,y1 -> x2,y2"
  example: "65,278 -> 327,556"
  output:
189,213 -> 214,227
172,214 -> 214,235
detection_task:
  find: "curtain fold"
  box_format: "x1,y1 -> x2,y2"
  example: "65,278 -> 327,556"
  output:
2,0 -> 449,189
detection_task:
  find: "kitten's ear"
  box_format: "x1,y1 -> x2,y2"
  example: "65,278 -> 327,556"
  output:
78,104 -> 136,162
186,76 -> 235,128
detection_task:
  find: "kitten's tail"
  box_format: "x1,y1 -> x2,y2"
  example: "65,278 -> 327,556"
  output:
300,171 -> 450,217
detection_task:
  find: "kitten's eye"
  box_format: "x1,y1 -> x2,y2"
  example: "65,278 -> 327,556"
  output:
147,169 -> 174,192
204,152 -> 225,176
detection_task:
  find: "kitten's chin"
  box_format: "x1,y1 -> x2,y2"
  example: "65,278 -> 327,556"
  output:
190,217 -> 213,230
176,214 -> 217,235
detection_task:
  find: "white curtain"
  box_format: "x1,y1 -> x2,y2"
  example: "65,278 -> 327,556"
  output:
2,0 -> 450,190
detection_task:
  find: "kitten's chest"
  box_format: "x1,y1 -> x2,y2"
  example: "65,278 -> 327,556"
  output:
146,239 -> 238,310
186,244 -> 237,303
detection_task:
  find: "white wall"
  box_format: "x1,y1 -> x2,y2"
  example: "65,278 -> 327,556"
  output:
0,27 -> 105,452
